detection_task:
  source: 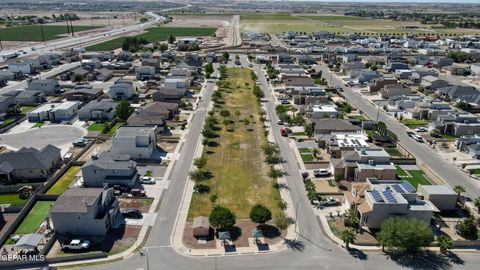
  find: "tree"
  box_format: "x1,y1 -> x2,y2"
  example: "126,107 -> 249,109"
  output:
209,206 -> 236,230
222,51 -> 230,62
437,235 -> 453,255
457,217 -> 478,240
340,228 -> 356,249
219,109 -> 230,118
158,43 -> 168,52
73,74 -> 84,82
139,17 -> 148,23
377,217 -> 434,253
204,63 -> 214,78
474,197 -> 480,213
193,157 -> 207,169
268,166 -> 283,179
304,123 -> 314,138
115,99 -> 134,121
101,122 -> 110,134
274,213 -> 293,235
168,34 -> 175,44
453,185 -> 465,198
344,209 -> 359,228
249,204 -> 272,225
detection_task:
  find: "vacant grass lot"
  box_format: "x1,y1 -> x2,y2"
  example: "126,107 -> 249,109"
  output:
396,165 -> 431,188
0,193 -> 28,205
15,201 -> 53,234
239,13 -> 480,36
0,25 -> 97,41
188,68 -> 282,220
46,166 -> 81,194
86,26 -> 217,51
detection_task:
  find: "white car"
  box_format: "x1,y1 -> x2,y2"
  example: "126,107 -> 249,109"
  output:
412,134 -> 423,142
415,127 -> 427,132
141,176 -> 156,184
313,169 -> 331,177
277,120 -> 284,125
61,239 -> 90,250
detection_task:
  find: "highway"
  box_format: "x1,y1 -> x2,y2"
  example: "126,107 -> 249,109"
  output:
0,2 -> 192,64
56,56 -> 480,270
316,64 -> 480,199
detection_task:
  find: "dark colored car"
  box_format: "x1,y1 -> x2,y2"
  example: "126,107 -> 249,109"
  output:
121,208 -> 142,219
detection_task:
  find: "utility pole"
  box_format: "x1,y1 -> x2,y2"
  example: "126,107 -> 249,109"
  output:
0,39 -> 3,51
66,18 -> 70,35
40,24 -> 45,43
70,18 -> 75,37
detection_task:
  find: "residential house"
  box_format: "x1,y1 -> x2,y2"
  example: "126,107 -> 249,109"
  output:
27,101 -> 80,122
108,80 -> 134,100
78,99 -> 116,121
127,102 -> 178,128
380,84 -> 412,99
309,104 -> 338,119
136,66 -> 156,81
152,88 -> 183,102
8,62 -> 32,75
163,78 -> 188,95
81,151 -> 139,187
111,126 -> 157,160
0,70 -> 15,82
429,112 -> 480,136
369,77 -> 397,92
421,76 -> 450,90
0,95 -> 18,115
14,91 -> 45,106
330,148 -> 396,182
345,178 -> 436,229
0,145 -> 61,182
455,135 -> 480,158
27,79 -> 60,94
417,185 -> 457,211
386,62 -> 409,72
437,85 -> 480,105
433,57 -> 454,68
50,187 -> 120,236
312,118 -> 361,135
95,68 -> 113,82
64,86 -> 103,101
352,70 -> 382,84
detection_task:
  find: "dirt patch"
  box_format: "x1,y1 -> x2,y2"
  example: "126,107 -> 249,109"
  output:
327,218 -> 378,245
313,180 -> 340,194
118,197 -> 153,213
157,141 -> 178,153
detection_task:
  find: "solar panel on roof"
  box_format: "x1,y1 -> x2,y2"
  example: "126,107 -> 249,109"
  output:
383,190 -> 397,203
401,182 -> 416,193
370,190 -> 384,202
391,184 -> 405,193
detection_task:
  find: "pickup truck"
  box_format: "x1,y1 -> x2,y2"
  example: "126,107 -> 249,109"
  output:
61,239 -> 90,250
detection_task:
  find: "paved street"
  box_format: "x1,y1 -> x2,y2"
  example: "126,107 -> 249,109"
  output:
316,65 -> 480,199
53,56 -> 480,270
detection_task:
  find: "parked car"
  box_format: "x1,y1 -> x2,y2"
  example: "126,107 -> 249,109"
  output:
72,138 -> 89,147
281,100 -> 290,105
313,169 -> 331,177
412,134 -> 423,143
277,120 -> 284,125
121,208 -> 142,219
319,197 -> 340,207
141,176 -> 156,184
415,127 -> 427,132
61,239 -> 90,250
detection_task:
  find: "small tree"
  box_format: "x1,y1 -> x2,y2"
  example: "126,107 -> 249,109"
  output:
274,213 -> 293,235
101,122 -> 110,134
304,123 -> 314,138
168,34 -> 175,44
437,235 -> 453,255
268,166 -> 283,179
193,157 -> 207,169
453,185 -> 466,202
340,228 -> 356,249
458,217 -> 478,240
222,51 -> 230,62
209,206 -> 236,230
219,109 -> 230,118
474,197 -> 480,213
115,99 -> 134,121
249,204 -> 272,225
344,209 -> 359,228
73,74 -> 84,82
377,217 -> 434,253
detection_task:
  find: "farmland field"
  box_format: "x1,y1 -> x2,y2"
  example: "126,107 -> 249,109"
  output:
0,25 -> 99,41
86,26 -> 217,51
239,13 -> 480,36
187,68 -> 282,220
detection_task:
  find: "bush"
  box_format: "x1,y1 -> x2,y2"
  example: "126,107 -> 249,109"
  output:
249,204 -> 272,224
458,217 -> 478,240
209,205 -> 235,229
377,217 -> 434,253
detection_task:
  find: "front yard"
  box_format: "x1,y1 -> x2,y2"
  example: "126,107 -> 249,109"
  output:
299,148 -> 315,162
188,68 -> 282,220
46,166 -> 81,194
327,218 -> 378,245
396,165 -> 431,188
400,119 -> 427,128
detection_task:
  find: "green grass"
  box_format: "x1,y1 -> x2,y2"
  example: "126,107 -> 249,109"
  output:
0,117 -> 16,127
46,166 -> 81,195
108,122 -> 123,135
292,132 -> 306,136
86,26 -> 217,51
384,147 -> 402,157
31,121 -> 46,128
0,193 -> 28,205
188,68 -> 281,220
298,148 -> 312,153
364,130 -> 377,137
401,119 -> 427,128
301,154 -> 314,162
87,122 -> 109,132
0,25 -> 98,41
240,14 -> 297,20
144,170 -> 153,177
15,201 -> 53,234
396,166 -> 431,188
441,134 -> 457,140
19,106 -> 35,114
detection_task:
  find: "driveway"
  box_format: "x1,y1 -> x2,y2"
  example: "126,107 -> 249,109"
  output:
0,125 -> 86,155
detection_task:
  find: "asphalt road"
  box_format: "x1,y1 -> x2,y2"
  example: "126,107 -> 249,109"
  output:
315,65 -> 480,199
58,57 -> 480,270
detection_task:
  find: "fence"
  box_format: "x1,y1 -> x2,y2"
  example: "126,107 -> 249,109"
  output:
0,116 -> 26,134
